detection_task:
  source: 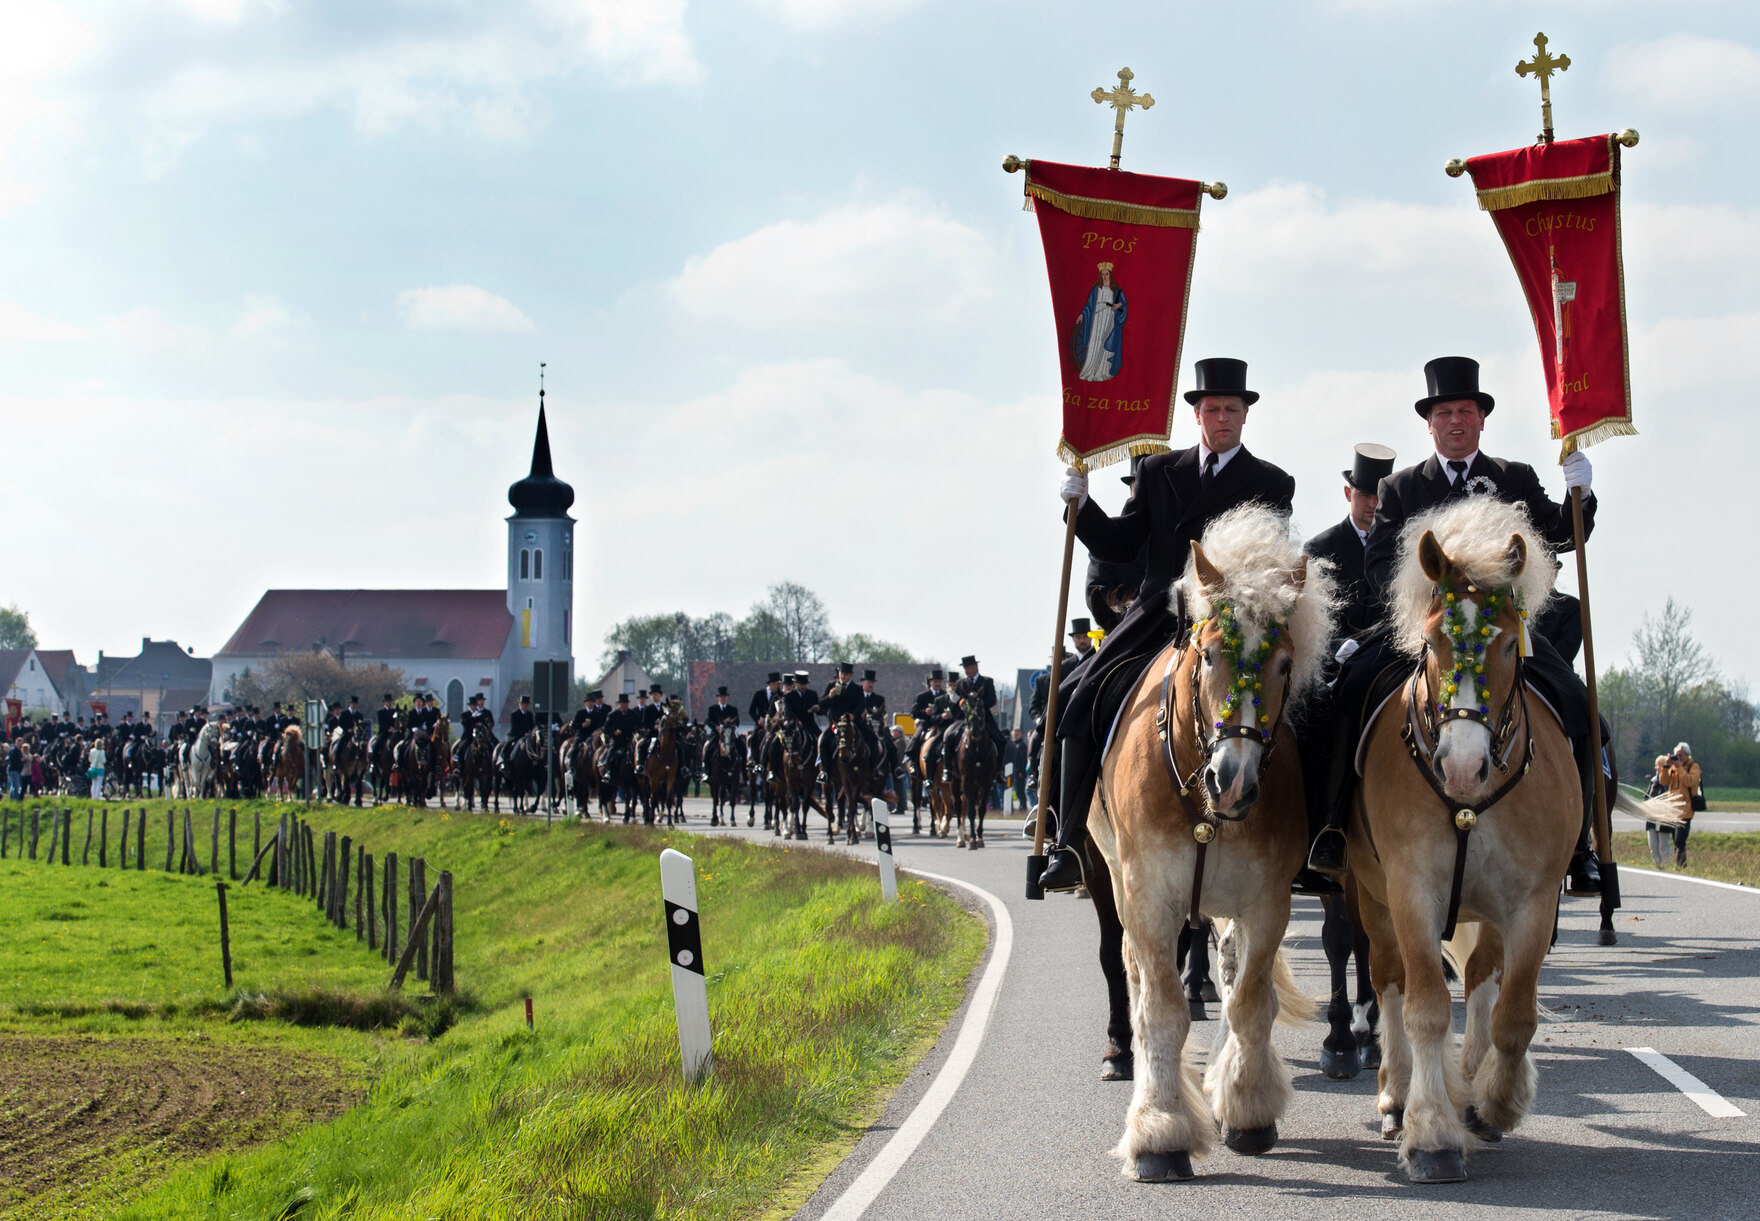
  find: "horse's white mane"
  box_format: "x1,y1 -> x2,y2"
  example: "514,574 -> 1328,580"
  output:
1172,503 -> 1338,702
1388,496 -> 1557,655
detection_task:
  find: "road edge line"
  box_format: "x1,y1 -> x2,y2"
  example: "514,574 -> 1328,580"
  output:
815,868 -> 1014,1221
1619,866 -> 1759,895
1625,1047 -> 1748,1117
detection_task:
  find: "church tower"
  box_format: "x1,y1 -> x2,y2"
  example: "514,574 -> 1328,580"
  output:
506,382 -> 576,677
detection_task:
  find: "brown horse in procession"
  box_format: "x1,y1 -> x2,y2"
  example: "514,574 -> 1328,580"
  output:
1088,506 -> 1331,1181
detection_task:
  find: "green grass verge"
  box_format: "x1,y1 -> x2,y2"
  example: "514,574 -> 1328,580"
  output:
0,798 -> 984,1219
1612,829 -> 1760,888
1704,786 -> 1760,812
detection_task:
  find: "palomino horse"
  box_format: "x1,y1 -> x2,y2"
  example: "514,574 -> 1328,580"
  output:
271,725 -> 307,799
1089,505 -> 1333,1182
1349,497 -> 1680,1183
956,702 -> 998,850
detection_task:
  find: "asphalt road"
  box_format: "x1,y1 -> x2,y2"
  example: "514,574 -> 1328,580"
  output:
681,799 -> 1760,1221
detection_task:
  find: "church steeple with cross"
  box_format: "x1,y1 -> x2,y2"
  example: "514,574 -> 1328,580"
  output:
506,365 -> 576,668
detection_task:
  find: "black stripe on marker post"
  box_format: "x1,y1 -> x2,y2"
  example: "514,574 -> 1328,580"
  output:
665,900 -> 705,975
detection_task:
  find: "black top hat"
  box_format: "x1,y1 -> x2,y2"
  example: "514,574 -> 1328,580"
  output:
1069,616 -> 1092,636
349,695 -> 359,703
767,671 -> 782,682
960,654 -> 978,668
716,686 -> 729,696
862,669 -> 877,682
1344,443 -> 1397,492
1184,357 -> 1260,406
382,693 -> 394,701
649,683 -> 663,694
836,661 -> 853,673
616,692 -> 630,703
1415,356 -> 1495,418
519,695 -> 531,704
930,668 -> 945,680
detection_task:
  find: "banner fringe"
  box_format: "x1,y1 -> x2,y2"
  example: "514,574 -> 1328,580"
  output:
1557,417 -> 1636,460
1056,437 -> 1172,471
1476,173 -> 1614,212
1026,183 -> 1200,230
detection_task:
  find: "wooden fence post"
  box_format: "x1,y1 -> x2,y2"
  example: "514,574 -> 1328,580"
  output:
215,881 -> 233,989
210,807 -> 220,875
165,809 -> 174,871
409,858 -> 428,982
365,851 -> 377,950
309,825 -> 320,909
242,833 -> 277,885
252,811 -> 260,881
183,808 -> 198,875
277,815 -> 288,890
337,835 -> 352,930
388,885 -> 441,991
46,809 -> 58,864
29,807 -> 39,860
1,805 -> 9,858
229,808 -> 237,880
385,853 -> 398,964
61,809 -> 70,865
99,808 -> 108,868
83,810 -> 93,865
434,870 -> 454,996
136,808 -> 145,870
317,830 -> 329,912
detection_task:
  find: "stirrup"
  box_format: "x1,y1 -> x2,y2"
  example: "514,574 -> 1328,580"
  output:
1038,846 -> 1086,893
1307,827 -> 1349,876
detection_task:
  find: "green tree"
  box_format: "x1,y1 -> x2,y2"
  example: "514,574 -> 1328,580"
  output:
731,609 -> 790,662
838,633 -> 916,664
0,603 -> 37,649
229,656 -> 407,712
1631,597 -> 1716,747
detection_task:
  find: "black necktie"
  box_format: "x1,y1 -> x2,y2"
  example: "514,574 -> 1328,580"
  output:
1202,451 -> 1219,486
1448,459 -> 1468,487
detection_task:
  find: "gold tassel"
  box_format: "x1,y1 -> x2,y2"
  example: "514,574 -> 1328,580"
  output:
1475,173 -> 1614,212
1026,182 -> 1200,229
1556,417 -> 1637,461
1057,437 -> 1173,471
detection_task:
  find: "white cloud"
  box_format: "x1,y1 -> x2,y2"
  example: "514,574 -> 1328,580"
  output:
396,284 -> 536,333
231,293 -> 297,338
102,306 -> 210,353
1603,34 -> 1760,112
667,199 -> 1000,328
751,0 -> 927,31
0,300 -> 86,344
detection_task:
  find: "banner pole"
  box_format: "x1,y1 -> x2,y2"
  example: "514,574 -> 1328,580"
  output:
1026,496 -> 1082,899
1568,481 -> 1619,943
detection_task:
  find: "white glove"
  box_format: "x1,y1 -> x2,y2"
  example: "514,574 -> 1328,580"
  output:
1060,465 -> 1089,507
1334,638 -> 1360,665
1562,450 -> 1592,493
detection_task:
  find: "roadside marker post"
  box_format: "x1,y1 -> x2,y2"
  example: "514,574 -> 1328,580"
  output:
525,996 -> 534,1030
874,805 -> 898,902
659,848 -> 713,1083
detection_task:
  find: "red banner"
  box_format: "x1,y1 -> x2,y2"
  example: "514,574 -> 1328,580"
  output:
1465,134 -> 1634,450
1022,160 -> 1204,469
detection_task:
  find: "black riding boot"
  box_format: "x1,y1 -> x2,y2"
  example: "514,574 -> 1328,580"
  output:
1566,732 -> 1602,896
1039,738 -> 1097,892
1307,706 -> 1357,876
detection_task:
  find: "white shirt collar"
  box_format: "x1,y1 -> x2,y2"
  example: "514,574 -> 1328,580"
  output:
1438,450 -> 1479,483
1198,441 -> 1242,474
1353,521 -> 1369,544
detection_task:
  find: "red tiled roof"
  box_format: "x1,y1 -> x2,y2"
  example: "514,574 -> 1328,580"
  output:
34,650 -> 80,697
217,591 -> 514,661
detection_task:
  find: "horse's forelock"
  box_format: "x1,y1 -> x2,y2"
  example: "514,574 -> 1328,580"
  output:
1388,498 -> 1556,656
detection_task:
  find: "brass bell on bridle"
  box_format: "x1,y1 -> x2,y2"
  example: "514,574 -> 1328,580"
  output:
1193,822 -> 1216,844
1455,809 -> 1478,830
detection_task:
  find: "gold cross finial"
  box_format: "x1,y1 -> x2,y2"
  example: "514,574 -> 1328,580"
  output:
1515,32 -> 1570,144
1091,67 -> 1154,170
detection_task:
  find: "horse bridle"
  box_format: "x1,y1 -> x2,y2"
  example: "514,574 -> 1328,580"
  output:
1396,639 -> 1535,939
1150,620 -> 1295,930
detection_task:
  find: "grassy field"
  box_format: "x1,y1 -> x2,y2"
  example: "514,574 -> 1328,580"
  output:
1705,786 -> 1760,811
1612,829 -> 1760,888
0,798 -> 985,1219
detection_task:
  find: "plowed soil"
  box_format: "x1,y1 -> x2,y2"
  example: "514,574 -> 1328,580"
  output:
0,1035 -> 361,1210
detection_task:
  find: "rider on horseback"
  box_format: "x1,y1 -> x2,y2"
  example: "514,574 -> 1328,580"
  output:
814,664 -> 893,799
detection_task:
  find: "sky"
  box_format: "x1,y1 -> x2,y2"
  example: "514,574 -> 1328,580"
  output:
3,0 -> 1758,693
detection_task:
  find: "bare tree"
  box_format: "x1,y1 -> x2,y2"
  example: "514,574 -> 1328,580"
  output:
761,581 -> 836,663
1631,597 -> 1716,745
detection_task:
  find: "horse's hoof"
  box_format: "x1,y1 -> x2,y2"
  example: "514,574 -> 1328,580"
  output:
1319,1046 -> 1362,1080
1358,1037 -> 1382,1071
1200,980 -> 1220,1004
1224,1122 -> 1277,1155
1100,1054 -> 1133,1081
1463,1106 -> 1502,1143
1406,1148 -> 1467,1184
1381,1108 -> 1404,1140
1187,998 -> 1207,1022
1133,1150 -> 1194,1182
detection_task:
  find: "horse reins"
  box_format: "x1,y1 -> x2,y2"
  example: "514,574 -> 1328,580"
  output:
1153,623 -> 1294,931
1397,643 -> 1534,939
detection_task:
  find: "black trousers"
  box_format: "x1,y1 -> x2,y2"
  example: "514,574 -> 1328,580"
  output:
1056,591 -> 1175,745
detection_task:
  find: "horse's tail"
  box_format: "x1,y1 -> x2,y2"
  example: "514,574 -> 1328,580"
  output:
1271,948 -> 1318,1027
1613,786 -> 1689,830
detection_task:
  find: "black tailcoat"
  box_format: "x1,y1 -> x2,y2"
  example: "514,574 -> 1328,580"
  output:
1364,452 -> 1595,602
1304,518 -> 1375,642
1060,445 -> 1296,741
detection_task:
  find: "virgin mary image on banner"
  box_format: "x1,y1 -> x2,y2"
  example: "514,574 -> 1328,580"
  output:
1071,262 -> 1126,382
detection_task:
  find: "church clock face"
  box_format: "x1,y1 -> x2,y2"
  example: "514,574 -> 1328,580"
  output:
523,530 -> 536,543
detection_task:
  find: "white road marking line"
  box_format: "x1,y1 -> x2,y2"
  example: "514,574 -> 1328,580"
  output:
1620,866 -> 1758,895
816,868 -> 1013,1221
1626,1047 -> 1747,1117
